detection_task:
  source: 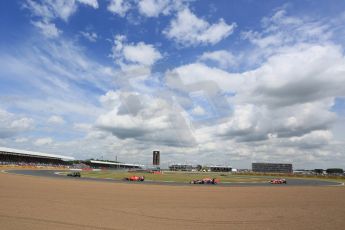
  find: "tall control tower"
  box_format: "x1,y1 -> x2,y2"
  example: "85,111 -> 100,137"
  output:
153,151 -> 160,166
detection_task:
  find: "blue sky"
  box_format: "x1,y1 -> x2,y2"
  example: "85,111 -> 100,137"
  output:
1,0 -> 345,169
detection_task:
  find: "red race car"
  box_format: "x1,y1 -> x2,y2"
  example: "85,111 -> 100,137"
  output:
190,178 -> 219,184
124,175 -> 145,182
269,178 -> 287,184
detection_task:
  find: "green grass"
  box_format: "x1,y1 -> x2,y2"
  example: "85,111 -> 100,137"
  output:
62,171 -> 272,183
235,172 -> 345,183
288,177 -> 345,183
60,171 -> 345,184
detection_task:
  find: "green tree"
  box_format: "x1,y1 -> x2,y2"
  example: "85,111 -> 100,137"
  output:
326,168 -> 344,174
314,169 -> 323,174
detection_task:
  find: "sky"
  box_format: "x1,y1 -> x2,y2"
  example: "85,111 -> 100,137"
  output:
1,0 -> 345,169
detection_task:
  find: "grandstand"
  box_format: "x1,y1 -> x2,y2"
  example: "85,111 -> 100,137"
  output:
84,160 -> 144,170
0,147 -> 74,167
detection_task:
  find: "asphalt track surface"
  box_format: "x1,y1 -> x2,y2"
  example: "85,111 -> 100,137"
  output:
6,169 -> 342,187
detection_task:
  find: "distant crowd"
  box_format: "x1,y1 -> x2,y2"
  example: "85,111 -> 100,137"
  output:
0,161 -> 70,168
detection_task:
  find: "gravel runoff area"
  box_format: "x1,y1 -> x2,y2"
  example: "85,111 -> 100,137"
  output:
1,170 -> 345,230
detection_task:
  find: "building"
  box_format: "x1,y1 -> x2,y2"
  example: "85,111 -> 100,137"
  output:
0,146 -> 74,166
169,164 -> 232,172
209,166 -> 232,172
252,163 -> 293,173
84,160 -> 143,170
169,164 -> 194,171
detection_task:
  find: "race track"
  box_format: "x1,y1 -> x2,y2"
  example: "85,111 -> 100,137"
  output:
6,169 -> 341,187
1,168 -> 345,230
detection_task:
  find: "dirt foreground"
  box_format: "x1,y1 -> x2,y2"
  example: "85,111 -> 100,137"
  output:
1,172 -> 344,230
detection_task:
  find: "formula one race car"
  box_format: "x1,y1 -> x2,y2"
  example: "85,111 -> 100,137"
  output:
269,178 -> 287,184
123,175 -> 145,182
67,171 -> 81,177
190,178 -> 219,184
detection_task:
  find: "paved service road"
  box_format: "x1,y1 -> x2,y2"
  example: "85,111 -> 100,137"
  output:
5,170 -> 342,187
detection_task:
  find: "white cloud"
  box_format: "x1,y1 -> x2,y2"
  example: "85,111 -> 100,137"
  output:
100,90 -> 121,109
199,50 -> 236,69
10,118 -> 34,130
217,104 -> 258,137
165,42 -> 345,159
190,105 -> 206,116
288,130 -> 333,149
73,123 -> 92,131
107,0 -> 187,18
240,8 -> 333,66
24,0 -> 77,22
0,37 -> 115,134
80,31 -> 98,42
0,109 -> 34,139
15,137 -> 29,143
34,137 -> 53,146
216,100 -> 336,142
107,0 -> 131,17
32,21 -> 61,38
243,44 -> 345,108
37,40 -> 114,90
24,0 -> 98,38
47,115 -> 65,125
166,62 -> 241,95
164,8 -> 236,46
123,43 -> 162,66
138,0 -> 171,17
168,44 -> 345,108
163,9 -> 345,165
96,92 -> 196,147
111,35 -> 162,67
77,0 -> 99,9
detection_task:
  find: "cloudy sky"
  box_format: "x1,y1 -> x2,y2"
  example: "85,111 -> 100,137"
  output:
1,0 -> 345,169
